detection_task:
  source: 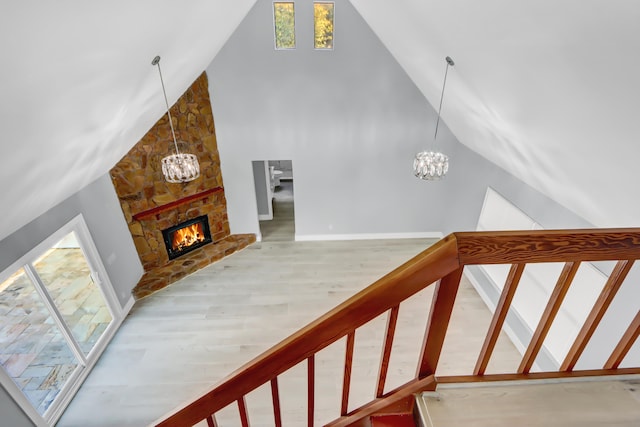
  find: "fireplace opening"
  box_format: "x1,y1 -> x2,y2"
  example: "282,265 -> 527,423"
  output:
162,215 -> 212,260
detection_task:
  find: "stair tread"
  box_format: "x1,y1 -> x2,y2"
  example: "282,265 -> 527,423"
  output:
418,380 -> 640,427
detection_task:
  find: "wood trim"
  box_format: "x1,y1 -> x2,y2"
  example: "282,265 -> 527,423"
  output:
152,236 -> 459,426
417,267 -> 464,378
308,355 -> 315,427
270,378 -> 282,427
376,305 -> 400,397
561,260 -> 635,371
437,367 -> 640,384
325,375 -> 436,427
474,263 -> 525,375
206,415 -> 217,427
132,187 -> 223,221
604,311 -> 640,369
518,262 -> 580,374
341,332 -> 356,416
455,229 -> 640,265
238,396 -> 250,427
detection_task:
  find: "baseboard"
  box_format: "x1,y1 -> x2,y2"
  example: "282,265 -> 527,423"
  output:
255,232 -> 263,242
122,295 -> 135,317
295,231 -> 443,242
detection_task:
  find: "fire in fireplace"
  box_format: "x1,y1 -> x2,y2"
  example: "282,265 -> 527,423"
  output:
162,215 -> 212,260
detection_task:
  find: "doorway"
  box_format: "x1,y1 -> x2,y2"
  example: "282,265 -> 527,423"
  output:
252,160 -> 295,241
0,215 -> 121,426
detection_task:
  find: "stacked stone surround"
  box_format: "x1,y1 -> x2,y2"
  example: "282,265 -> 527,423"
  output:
110,72 -> 255,299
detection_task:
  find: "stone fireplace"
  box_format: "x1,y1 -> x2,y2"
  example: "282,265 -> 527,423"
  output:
110,72 -> 255,299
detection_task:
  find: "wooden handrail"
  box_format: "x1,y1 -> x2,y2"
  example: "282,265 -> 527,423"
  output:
153,228 -> 640,427
454,228 -> 640,264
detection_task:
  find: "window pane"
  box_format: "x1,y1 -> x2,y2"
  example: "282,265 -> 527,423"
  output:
32,232 -> 113,357
0,268 -> 81,415
314,2 -> 334,49
274,2 -> 296,49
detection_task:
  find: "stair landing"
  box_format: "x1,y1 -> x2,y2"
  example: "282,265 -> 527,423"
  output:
417,379 -> 640,427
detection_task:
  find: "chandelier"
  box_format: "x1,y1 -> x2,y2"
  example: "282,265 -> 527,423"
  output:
152,56 -> 200,183
413,56 -> 455,180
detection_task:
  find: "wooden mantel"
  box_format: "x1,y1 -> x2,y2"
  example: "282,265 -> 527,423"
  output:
132,187 -> 223,221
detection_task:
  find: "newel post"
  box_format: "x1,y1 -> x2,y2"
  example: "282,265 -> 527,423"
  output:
416,267 -> 464,379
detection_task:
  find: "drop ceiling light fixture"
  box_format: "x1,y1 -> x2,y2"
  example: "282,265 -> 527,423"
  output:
152,55 -> 200,183
413,56 -> 455,180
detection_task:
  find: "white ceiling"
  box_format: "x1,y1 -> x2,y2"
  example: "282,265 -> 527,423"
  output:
2,0 -> 639,241
0,0 -> 257,241
351,0 -> 640,228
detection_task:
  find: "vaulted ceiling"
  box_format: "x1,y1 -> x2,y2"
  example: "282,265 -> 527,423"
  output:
2,0 -> 639,241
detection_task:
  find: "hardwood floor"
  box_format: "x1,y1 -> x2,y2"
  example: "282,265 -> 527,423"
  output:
259,180 -> 294,242
58,238 -> 449,426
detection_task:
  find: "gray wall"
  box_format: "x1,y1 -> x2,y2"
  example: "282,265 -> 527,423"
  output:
439,140 -> 594,233
207,0 -> 599,240
252,160 -> 270,216
0,173 -> 142,307
0,386 -> 34,427
208,0 -> 451,238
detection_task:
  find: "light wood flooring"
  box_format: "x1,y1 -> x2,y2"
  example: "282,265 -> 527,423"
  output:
57,234 -> 528,427
259,180 -> 294,242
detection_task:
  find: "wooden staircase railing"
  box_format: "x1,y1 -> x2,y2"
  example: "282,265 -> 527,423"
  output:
152,229 -> 640,427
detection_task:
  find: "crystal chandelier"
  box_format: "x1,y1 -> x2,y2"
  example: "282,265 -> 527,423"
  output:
413,56 -> 455,180
152,56 -> 200,183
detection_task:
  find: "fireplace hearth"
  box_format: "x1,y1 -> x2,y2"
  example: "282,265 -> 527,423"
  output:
162,215 -> 212,260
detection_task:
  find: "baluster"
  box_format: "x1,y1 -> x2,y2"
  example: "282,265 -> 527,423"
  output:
561,260 -> 634,371
604,310 -> 640,369
474,263 -> 525,375
341,331 -> 356,415
206,414 -> 218,427
308,355 -> 315,427
376,305 -> 400,397
518,262 -> 580,373
270,378 -> 282,427
416,267 -> 464,378
238,396 -> 250,427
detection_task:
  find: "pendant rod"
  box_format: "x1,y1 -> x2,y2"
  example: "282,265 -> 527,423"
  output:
433,56 -> 455,142
152,56 -> 180,155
